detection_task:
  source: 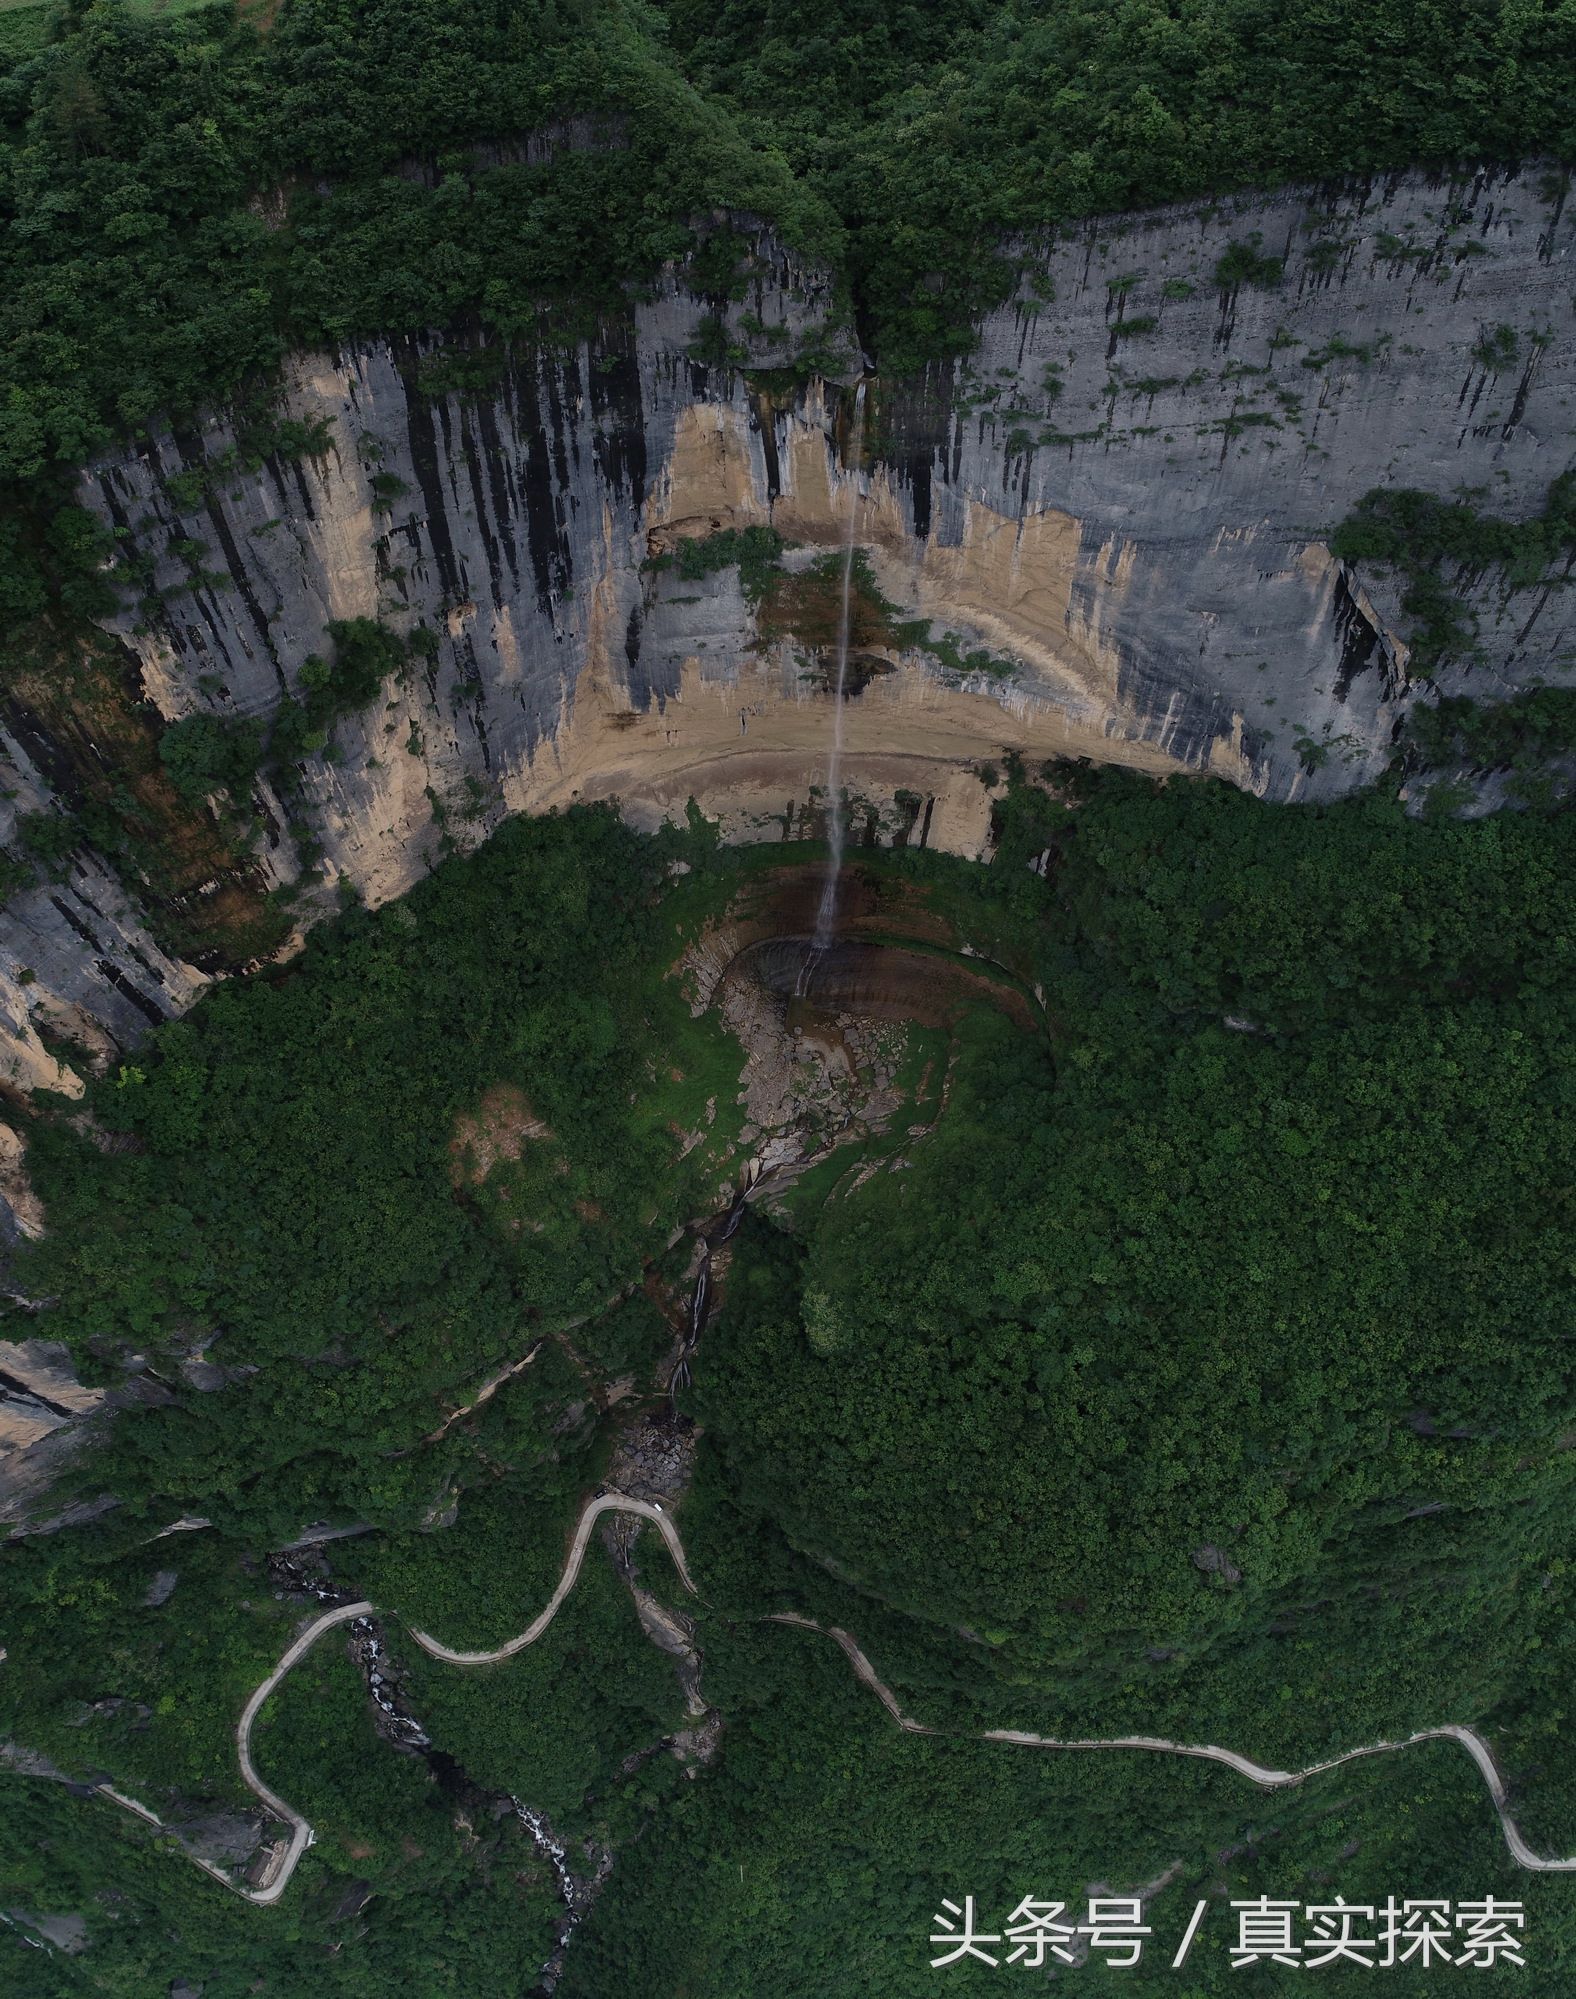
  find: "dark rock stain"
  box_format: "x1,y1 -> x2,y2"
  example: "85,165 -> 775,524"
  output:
1502,345 -> 1543,438
1330,569 -> 1383,701
588,324 -> 648,515
200,493 -> 279,676
401,351 -> 465,606
92,957 -> 168,1027
457,403 -> 505,605
520,361 -> 574,615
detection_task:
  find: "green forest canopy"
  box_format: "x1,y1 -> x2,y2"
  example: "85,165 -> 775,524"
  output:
0,0 -> 1574,479
1,0 -> 1576,1983
2,774 -> 1575,1989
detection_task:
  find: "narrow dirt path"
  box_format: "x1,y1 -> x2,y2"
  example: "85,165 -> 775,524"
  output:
73,1496 -> 1576,1906
422,1339 -> 545,1444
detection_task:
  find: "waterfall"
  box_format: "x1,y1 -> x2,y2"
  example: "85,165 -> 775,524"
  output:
798,381 -> 867,996
667,1186 -> 747,1411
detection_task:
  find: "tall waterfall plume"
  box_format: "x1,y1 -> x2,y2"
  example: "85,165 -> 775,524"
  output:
798,382 -> 868,995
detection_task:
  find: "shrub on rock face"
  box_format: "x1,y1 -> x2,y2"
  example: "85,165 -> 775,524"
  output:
1213,237 -> 1283,290
158,714 -> 265,808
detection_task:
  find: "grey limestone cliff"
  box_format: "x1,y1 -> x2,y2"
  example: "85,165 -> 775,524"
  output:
0,165 -> 1570,1091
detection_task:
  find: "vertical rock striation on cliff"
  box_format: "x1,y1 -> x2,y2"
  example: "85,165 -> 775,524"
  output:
1,168 -> 1571,1082
880,162 -> 1574,789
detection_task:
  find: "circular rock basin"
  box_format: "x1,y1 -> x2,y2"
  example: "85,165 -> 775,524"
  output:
731,935 -> 1041,1032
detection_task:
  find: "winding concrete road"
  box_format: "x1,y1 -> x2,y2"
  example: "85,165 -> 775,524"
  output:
407,1495 -> 694,1665
235,1600 -> 373,1903
74,1495 -> 1576,1903
771,1614 -> 1576,1875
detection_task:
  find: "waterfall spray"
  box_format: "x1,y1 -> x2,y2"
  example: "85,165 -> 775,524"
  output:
798,381 -> 867,996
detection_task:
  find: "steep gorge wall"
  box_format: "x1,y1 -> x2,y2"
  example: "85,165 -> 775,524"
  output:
1,164 -> 1573,1096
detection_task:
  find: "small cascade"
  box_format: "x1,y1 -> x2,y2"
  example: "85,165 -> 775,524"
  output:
516,1793 -> 604,1992
668,1184 -> 748,1408
799,380 -> 869,996
689,1253 -> 709,1339
346,1615 -> 598,1993
513,1799 -> 578,1905
349,1616 -> 430,1750
267,1540 -> 628,1995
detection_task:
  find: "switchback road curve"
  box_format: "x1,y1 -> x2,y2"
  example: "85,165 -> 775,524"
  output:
59,1493 -> 1576,1903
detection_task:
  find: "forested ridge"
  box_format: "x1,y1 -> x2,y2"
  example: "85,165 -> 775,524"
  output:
15,805 -> 739,1532
0,0 -> 1573,491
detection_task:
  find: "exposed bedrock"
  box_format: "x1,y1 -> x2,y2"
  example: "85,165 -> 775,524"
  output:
0,165 -> 1571,1087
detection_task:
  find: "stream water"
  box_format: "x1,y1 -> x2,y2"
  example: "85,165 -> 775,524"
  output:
259,1186 -> 749,1980
668,1184 -> 747,1408
355,1617 -> 593,1992
797,381 -> 868,998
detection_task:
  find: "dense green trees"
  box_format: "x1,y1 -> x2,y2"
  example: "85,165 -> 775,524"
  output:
15,802 -> 738,1531
159,711 -> 265,808
561,1619 -> 1576,1995
689,776 -> 1576,1772
662,0 -> 1576,368
2,0 -> 1574,480
0,0 -> 837,484
0,800 -> 743,1991
1404,686 -> 1576,779
1333,476 -> 1576,668
3,778 -> 1575,1993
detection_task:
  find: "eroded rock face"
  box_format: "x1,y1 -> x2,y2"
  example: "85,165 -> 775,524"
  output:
892,161 -> 1574,784
0,1338 -> 107,1527
0,168 -> 1570,1085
